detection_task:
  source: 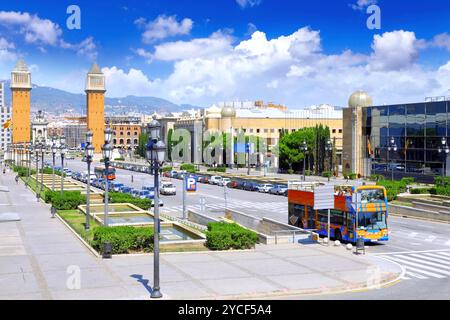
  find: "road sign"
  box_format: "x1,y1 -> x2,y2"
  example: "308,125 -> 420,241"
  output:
186,176 -> 197,193
314,185 -> 334,210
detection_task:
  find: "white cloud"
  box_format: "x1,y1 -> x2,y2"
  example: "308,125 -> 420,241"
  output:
0,11 -> 97,60
0,37 -> 16,62
48,26 -> 450,108
236,0 -> 262,8
152,31 -> 233,61
0,11 -> 62,45
432,33 -> 450,51
61,37 -> 98,61
135,15 -> 193,43
369,30 -> 421,71
350,0 -> 377,11
102,66 -> 160,97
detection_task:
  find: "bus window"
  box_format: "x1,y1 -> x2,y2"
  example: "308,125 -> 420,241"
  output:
318,210 -> 328,223
307,206 -> 316,229
358,212 -> 387,230
330,209 -> 345,225
288,204 -> 305,228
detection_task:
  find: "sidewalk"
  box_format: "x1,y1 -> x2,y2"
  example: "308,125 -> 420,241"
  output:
0,171 -> 401,300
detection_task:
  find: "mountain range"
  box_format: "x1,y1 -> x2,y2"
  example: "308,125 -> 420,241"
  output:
0,80 -> 194,115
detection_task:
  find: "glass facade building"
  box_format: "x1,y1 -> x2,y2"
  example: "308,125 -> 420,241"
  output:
364,100 -> 450,183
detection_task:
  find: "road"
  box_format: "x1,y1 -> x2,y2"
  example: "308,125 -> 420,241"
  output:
60,158 -> 450,299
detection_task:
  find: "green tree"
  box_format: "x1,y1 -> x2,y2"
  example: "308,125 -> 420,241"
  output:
135,132 -> 149,158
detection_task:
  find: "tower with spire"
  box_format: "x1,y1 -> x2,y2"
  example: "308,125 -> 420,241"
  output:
10,58 -> 32,144
85,63 -> 106,153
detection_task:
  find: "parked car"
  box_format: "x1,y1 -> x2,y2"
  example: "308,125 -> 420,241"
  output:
219,178 -> 232,187
258,184 -> 274,193
142,186 -> 155,198
197,176 -> 209,184
111,182 -> 124,192
228,180 -> 239,189
209,176 -> 223,185
121,187 -> 133,195
168,170 -> 178,178
269,185 -> 288,195
242,181 -> 259,191
160,181 -> 176,196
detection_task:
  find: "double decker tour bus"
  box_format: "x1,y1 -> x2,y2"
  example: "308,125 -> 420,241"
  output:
288,182 -> 389,243
94,166 -> 116,181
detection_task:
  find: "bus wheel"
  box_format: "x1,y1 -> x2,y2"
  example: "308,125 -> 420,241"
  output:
334,229 -> 342,242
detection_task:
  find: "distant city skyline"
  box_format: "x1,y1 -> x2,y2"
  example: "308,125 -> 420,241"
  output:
0,0 -> 449,108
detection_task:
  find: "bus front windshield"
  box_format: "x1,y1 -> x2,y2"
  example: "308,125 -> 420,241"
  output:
358,211 -> 387,230
359,189 -> 386,203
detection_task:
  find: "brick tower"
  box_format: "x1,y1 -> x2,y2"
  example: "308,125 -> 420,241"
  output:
85,63 -> 106,153
10,59 -> 32,144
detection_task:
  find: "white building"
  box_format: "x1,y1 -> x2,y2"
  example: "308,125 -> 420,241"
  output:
0,81 -> 12,152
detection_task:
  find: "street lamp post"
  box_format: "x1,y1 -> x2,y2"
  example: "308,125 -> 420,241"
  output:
26,143 -> 31,187
85,132 -> 94,231
146,119 -> 166,299
102,128 -> 114,227
35,141 -> 41,201
60,135 -> 67,195
40,138 -> 45,195
438,137 -> 449,185
51,137 -> 57,191
301,140 -> 308,182
387,137 -> 398,181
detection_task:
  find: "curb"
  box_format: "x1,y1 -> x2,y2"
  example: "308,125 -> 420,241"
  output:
390,213 -> 450,225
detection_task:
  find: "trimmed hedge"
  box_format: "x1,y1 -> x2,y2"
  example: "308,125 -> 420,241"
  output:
12,165 -> 36,177
377,177 -> 414,202
205,222 -> 258,251
108,192 -> 152,210
92,226 -> 154,254
207,167 -> 226,173
410,188 -> 433,194
45,191 -> 86,210
162,166 -> 173,172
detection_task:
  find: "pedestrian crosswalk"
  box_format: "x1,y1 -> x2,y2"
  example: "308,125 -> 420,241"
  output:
379,250 -> 450,281
161,200 -> 288,216
388,230 -> 450,247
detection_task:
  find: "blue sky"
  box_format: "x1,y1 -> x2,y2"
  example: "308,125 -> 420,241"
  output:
0,0 -> 449,107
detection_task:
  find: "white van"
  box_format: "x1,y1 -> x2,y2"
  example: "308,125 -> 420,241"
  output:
209,176 -> 223,185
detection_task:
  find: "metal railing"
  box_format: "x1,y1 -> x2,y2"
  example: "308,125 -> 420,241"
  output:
272,229 -> 315,245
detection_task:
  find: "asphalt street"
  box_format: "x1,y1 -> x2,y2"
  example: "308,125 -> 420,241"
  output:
56,157 -> 450,299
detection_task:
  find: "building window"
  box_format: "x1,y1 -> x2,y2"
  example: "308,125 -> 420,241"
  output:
332,129 -> 336,133
338,129 -> 342,133
256,129 -> 260,133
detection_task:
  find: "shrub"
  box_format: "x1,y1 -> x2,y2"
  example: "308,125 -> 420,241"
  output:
108,192 -> 152,210
92,226 -> 154,254
161,166 -> 173,172
410,188 -> 431,194
207,167 -> 226,173
12,166 -> 36,177
322,171 -> 332,178
205,222 -> 258,251
114,157 -> 125,161
50,191 -> 86,210
287,169 -> 294,174
377,178 -> 415,201
180,164 -> 196,171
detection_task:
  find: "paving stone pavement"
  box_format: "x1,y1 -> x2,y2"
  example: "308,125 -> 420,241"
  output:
0,171 -> 402,300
